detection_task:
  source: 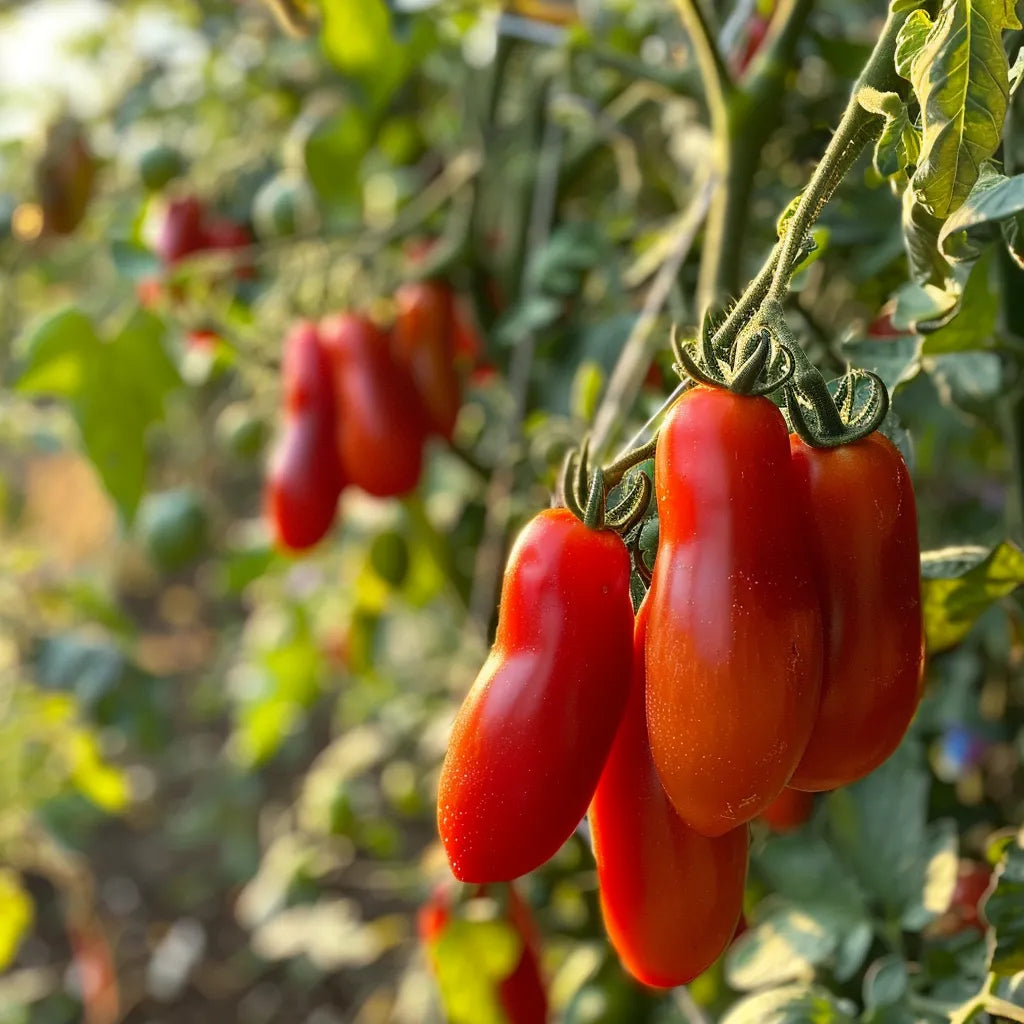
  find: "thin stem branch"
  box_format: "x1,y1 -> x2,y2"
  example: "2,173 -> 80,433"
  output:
697,0 -> 815,308
766,5 -> 909,307
711,3 -> 912,348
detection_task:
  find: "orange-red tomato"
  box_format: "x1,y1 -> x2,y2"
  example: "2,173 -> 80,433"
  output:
265,322 -> 345,551
759,788 -> 815,832
156,196 -> 207,265
645,387 -> 823,837
787,432 -> 924,791
590,598 -> 748,988
392,281 -> 461,440
320,313 -> 427,498
438,508 -> 633,882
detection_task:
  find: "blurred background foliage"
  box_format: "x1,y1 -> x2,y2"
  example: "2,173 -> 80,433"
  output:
0,0 -> 1023,1022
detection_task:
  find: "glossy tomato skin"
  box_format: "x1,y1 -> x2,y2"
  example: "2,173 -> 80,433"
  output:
645,387 -> 823,837
788,432 -> 924,791
438,508 -> 633,882
392,281 -> 461,440
759,788 -> 815,832
320,313 -> 427,498
591,598 -> 748,988
265,322 -> 345,551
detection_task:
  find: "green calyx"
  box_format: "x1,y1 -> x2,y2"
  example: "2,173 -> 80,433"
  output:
561,438 -> 654,534
672,308 -> 794,397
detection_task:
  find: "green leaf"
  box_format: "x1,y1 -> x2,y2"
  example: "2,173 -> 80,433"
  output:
905,0 -> 1018,219
938,164 -> 1024,261
304,107 -> 370,206
987,834 -> 1024,975
320,0 -> 406,112
901,818 -> 960,929
16,307 -> 97,396
16,308 -> 180,522
721,984 -> 856,1024
921,248 -> 998,352
841,334 -> 922,395
858,89 -> 921,179
902,188 -> 954,287
927,351 -> 1004,405
826,742 -> 932,916
921,541 -> 1024,650
433,918 -> 522,1024
895,9 -> 935,79
863,956 -> 909,1008
891,281 -> 960,329
0,870 -> 33,970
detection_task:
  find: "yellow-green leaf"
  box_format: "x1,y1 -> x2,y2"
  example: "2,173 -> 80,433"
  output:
0,870 -> 33,970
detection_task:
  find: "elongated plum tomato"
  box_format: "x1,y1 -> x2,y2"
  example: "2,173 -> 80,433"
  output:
645,387 -> 823,837
265,322 -> 345,551
787,432 -> 924,791
392,281 -> 461,440
319,313 -> 427,498
590,598 -> 748,988
438,508 -> 633,882
759,788 -> 815,833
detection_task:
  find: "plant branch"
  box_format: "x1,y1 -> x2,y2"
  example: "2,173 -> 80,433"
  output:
697,0 -> 815,308
712,3 -> 912,349
765,5 -> 910,308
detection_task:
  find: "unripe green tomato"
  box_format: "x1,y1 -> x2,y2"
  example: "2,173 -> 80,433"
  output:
138,489 -> 208,572
215,403 -> 268,460
252,173 -> 319,239
368,530 -> 410,587
138,144 -> 187,191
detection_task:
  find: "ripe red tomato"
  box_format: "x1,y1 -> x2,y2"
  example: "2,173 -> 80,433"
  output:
156,196 -> 207,265
787,432 -> 924,791
392,281 -> 461,440
645,386 -> 823,837
320,313 -> 427,498
438,508 -> 633,882
265,322 -> 345,551
590,598 -> 748,988
67,919 -> 119,1024
759,788 -> 815,832
419,882 -> 548,1023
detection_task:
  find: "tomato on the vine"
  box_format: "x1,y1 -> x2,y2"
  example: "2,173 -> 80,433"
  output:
319,313 -> 427,499
438,508 -> 633,882
392,280 -> 461,440
759,788 -> 815,833
265,321 -> 345,551
645,386 -> 823,838
787,431 -> 924,792
590,598 -> 748,988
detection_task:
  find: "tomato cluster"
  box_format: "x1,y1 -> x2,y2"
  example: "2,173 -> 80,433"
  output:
265,284 -> 466,551
437,381 -> 924,989
154,194 -> 254,273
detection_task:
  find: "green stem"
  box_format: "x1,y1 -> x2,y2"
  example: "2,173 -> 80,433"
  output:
711,4 -> 911,349
698,0 -> 815,308
766,5 -> 910,307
